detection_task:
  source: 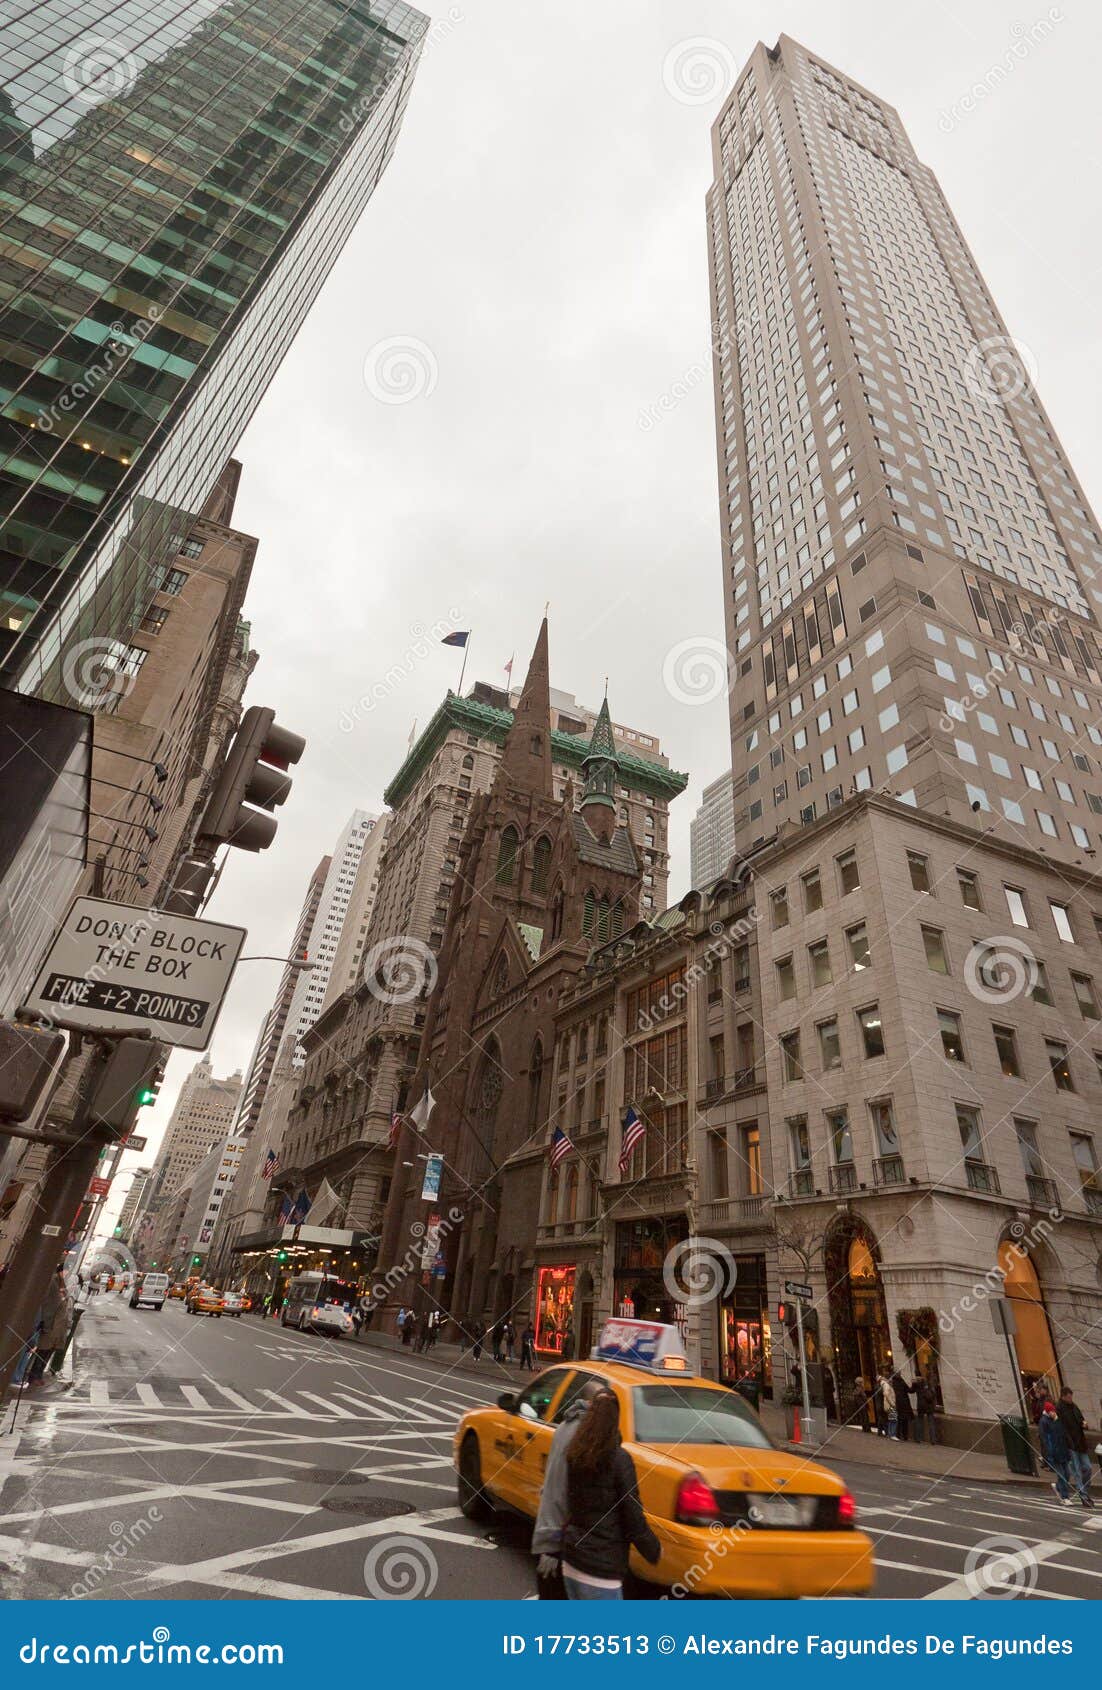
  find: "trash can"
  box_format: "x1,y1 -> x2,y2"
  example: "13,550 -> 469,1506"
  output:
733,1378 -> 762,1412
998,1413 -> 1036,1476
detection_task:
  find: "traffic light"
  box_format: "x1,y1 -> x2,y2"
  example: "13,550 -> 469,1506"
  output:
198,705 -> 305,852
88,1038 -> 163,1138
0,1020 -> 66,1122
277,1249 -> 288,1265
191,1255 -> 201,1267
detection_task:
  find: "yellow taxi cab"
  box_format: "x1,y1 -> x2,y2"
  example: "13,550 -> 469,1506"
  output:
167,1283 -> 187,1301
453,1318 -> 873,1599
186,1285 -> 225,1317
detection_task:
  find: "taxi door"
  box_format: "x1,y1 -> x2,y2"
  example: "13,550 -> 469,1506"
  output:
491,1368 -> 573,1514
512,1369 -> 604,1515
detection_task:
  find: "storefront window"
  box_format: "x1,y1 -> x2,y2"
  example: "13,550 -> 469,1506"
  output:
535,1265 -> 575,1354
718,1254 -> 772,1391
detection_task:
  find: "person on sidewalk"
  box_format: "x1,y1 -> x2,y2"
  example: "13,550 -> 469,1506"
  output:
912,1374 -> 938,1445
559,1389 -> 661,1599
1039,1402 -> 1074,1505
822,1362 -> 837,1423
891,1371 -> 914,1443
504,1319 -> 516,1364
520,1322 -> 536,1371
27,1271 -> 71,1384
875,1370 -> 895,1438
531,1377 -> 606,1597
50,1277 -> 93,1375
1056,1387 -> 1094,1507
471,1320 -> 485,1362
491,1320 -> 505,1364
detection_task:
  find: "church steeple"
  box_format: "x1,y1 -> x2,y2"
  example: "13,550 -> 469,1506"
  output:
580,694 -> 619,844
497,618 -> 553,797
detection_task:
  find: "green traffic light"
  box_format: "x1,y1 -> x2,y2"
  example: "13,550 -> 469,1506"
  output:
137,1086 -> 156,1106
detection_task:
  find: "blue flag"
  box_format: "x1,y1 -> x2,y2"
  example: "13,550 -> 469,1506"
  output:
441,630 -> 470,648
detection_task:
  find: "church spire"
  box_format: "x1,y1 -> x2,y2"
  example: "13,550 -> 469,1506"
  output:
580,694 -> 619,843
497,618 -> 553,797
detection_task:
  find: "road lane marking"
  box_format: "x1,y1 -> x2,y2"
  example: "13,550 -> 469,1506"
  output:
330,1392 -> 397,1421
180,1385 -> 211,1409
297,1392 -> 355,1419
924,1520 -> 1101,1598
155,1505 -> 494,1582
89,1382 -> 109,1406
135,1385 -> 162,1407
208,1382 -> 254,1410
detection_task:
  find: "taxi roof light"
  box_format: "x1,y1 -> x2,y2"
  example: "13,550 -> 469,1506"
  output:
592,1318 -> 689,1374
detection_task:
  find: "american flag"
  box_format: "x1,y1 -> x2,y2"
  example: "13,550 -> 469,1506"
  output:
388,1111 -> 404,1151
548,1125 -> 573,1169
261,1147 -> 279,1181
619,1106 -> 646,1175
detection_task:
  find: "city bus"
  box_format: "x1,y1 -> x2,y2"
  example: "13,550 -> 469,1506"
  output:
280,1271 -> 357,1337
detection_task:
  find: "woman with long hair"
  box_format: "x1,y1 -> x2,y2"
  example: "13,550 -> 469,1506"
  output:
561,1388 -> 660,1599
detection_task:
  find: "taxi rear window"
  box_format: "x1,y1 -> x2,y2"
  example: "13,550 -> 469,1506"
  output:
631,1385 -> 773,1448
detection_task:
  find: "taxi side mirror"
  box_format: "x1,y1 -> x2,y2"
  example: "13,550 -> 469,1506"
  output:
497,1392 -> 517,1412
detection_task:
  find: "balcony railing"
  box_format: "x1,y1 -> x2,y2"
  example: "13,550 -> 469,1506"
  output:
873,1154 -> 906,1187
1026,1174 -> 1058,1208
698,1195 -> 767,1227
733,975 -> 751,993
1083,1187 -> 1102,1218
704,1076 -> 726,1100
790,1168 -> 814,1197
965,1160 -> 1001,1195
829,1161 -> 858,1195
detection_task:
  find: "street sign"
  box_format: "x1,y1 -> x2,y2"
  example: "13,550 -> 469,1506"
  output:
784,1279 -> 813,1301
24,896 -> 245,1050
87,1176 -> 111,1198
120,1134 -> 147,1152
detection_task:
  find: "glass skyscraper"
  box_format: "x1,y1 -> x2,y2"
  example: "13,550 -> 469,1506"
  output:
0,0 -> 427,696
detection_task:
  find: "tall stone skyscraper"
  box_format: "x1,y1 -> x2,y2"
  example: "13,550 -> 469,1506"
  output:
0,0 -> 427,697
701,39 -> 1102,1421
709,36 -> 1102,857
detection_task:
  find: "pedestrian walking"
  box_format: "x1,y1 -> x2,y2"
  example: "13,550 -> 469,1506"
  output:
491,1320 -> 504,1363
559,1389 -> 660,1599
531,1378 -> 606,1598
27,1271 -> 70,1384
504,1319 -> 516,1364
912,1374 -> 938,1444
822,1362 -> 837,1423
875,1370 -> 895,1438
1056,1386 -> 1094,1507
891,1371 -> 914,1443
1039,1402 -> 1074,1505
520,1322 -> 536,1371
400,1308 -> 414,1347
472,1320 -> 485,1362
1026,1379 -> 1047,1424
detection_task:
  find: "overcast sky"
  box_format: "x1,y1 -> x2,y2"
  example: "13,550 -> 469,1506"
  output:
101,0 -> 1102,1229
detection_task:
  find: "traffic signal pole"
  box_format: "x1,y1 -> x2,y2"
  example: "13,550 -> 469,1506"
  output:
0,1043 -> 112,1403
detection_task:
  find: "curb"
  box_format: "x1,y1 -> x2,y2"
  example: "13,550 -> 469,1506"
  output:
779,1437 -> 1048,1487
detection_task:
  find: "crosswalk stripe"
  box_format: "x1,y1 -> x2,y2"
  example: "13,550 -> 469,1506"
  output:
331,1391 -> 394,1422
89,1381 -> 109,1406
260,1388 -> 318,1415
209,1382 -> 254,1411
180,1385 -> 211,1409
298,1392 -> 353,1419
135,1384 -> 161,1407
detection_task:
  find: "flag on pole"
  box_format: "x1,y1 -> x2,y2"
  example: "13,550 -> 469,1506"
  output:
504,653 -> 514,682
388,1111 -> 404,1150
441,630 -> 469,648
548,1125 -> 573,1169
619,1106 -> 646,1175
261,1146 -> 279,1181
408,1089 -> 435,1131
289,1188 -> 312,1224
278,1195 -> 292,1222
310,1180 -> 341,1228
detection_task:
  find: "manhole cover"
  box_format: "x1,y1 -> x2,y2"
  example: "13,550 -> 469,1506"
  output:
298,1468 -> 375,1487
319,1498 -> 416,1519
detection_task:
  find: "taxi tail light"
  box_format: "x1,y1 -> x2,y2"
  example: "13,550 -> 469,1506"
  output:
837,1489 -> 856,1527
675,1471 -> 721,1526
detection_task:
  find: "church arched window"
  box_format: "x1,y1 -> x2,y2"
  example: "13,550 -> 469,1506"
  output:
611,900 -> 625,938
496,826 -> 519,884
596,895 -> 611,942
582,889 -> 596,935
532,836 -> 552,894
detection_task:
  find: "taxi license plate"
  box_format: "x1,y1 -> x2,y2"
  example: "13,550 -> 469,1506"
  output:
754,1495 -> 812,1527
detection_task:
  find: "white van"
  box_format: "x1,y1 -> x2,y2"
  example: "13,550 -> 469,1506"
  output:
130,1272 -> 169,1311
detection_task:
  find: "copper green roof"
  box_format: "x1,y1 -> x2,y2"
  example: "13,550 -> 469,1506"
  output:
583,696 -> 617,763
384,692 -> 688,807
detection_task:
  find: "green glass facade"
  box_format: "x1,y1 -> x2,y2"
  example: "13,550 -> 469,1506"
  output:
0,0 -> 426,696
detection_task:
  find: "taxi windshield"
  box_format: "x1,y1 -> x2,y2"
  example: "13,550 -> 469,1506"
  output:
631,1384 -> 774,1448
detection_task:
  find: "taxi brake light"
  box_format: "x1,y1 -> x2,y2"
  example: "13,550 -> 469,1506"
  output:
837,1489 -> 856,1526
675,1471 -> 721,1526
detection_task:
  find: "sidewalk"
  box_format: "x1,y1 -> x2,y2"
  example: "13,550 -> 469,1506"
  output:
357,1328 -> 1052,1488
